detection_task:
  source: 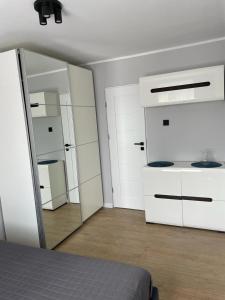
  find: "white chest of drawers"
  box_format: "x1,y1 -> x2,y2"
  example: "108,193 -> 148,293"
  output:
143,163 -> 225,231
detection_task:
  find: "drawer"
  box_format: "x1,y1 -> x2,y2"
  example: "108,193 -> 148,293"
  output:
40,187 -> 52,205
143,168 -> 181,196
182,170 -> 225,200
183,199 -> 225,231
144,196 -> 183,226
42,193 -> 67,210
38,165 -> 51,187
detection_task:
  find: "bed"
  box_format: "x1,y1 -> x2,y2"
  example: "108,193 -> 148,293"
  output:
0,241 -> 158,300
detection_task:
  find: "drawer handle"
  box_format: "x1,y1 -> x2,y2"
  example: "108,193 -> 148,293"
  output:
154,194 -> 182,200
154,194 -> 213,202
151,81 -> 210,94
31,103 -> 39,107
182,196 -> 212,202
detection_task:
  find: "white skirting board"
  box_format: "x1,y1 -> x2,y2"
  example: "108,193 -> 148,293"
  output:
103,202 -> 114,208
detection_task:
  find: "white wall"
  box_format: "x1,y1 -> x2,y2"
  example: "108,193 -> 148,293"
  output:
145,101 -> 225,162
89,39 -> 225,205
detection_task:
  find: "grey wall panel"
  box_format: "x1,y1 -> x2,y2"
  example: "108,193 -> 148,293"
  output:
89,40 -> 225,205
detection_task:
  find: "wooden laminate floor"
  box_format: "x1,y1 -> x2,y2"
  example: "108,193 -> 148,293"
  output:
57,208 -> 225,300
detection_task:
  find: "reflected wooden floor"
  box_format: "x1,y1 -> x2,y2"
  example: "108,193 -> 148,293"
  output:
43,203 -> 82,249
57,208 -> 225,300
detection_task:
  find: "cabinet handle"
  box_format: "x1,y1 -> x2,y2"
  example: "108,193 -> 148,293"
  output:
182,196 -> 212,202
134,142 -> 144,146
154,194 -> 182,200
64,144 -> 72,147
154,194 -> 213,202
40,185 -> 44,189
151,81 -> 210,94
31,103 -> 39,107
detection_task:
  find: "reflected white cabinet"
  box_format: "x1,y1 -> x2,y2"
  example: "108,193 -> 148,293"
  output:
143,166 -> 225,231
38,161 -> 67,210
140,65 -> 224,107
30,92 -> 59,117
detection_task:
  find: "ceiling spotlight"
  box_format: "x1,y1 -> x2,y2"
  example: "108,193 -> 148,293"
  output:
34,0 -> 63,25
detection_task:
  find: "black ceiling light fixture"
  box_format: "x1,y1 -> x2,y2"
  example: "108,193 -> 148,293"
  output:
34,0 -> 63,25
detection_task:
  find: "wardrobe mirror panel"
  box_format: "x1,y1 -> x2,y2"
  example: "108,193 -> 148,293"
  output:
22,49 -> 82,249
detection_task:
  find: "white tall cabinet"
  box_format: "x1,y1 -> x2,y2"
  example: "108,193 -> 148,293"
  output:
0,49 -> 103,247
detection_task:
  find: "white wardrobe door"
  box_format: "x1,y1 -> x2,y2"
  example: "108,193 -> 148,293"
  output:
0,50 -> 40,247
80,175 -> 103,221
77,142 -> 101,184
73,107 -> 98,145
68,65 -> 95,106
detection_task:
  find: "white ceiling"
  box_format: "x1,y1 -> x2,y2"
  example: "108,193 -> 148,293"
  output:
1,0 -> 225,64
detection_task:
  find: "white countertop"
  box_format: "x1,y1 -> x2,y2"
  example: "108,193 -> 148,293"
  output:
144,161 -> 225,170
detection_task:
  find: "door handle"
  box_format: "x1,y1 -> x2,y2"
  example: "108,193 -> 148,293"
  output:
134,142 -> 144,146
64,144 -> 72,147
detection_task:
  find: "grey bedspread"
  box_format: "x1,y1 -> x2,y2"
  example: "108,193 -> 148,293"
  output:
0,241 -> 151,300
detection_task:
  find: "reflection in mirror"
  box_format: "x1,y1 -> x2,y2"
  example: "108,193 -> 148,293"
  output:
22,49 -> 82,249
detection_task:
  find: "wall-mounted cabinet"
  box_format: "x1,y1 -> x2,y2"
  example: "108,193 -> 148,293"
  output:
140,65 -> 224,107
0,49 -> 103,249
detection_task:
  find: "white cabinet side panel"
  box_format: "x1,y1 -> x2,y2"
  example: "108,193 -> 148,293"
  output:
0,50 -> 40,247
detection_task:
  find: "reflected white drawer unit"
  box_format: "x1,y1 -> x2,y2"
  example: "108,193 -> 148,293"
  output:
143,164 -> 225,231
38,160 -> 67,210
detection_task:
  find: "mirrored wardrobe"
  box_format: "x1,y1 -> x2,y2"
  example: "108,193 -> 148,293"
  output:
0,49 -> 103,249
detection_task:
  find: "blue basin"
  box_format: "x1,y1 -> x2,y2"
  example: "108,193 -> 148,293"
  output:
191,161 -> 222,168
38,160 -> 58,165
148,161 -> 174,167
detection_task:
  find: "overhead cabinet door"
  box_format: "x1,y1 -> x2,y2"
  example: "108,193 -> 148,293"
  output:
140,65 -> 224,107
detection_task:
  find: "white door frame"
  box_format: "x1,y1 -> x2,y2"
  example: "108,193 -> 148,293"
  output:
105,84 -> 147,209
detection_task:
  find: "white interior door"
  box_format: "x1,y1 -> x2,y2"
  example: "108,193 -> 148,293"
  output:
106,84 -> 146,210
